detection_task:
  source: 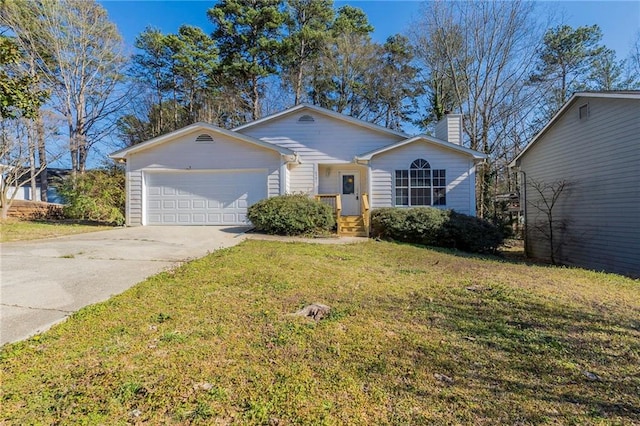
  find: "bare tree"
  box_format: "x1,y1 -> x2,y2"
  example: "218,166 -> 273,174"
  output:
411,1 -> 545,218
0,116 -> 64,219
3,0 -> 130,175
528,179 -> 570,265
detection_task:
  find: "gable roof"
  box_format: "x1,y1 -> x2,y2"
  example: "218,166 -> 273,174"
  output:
356,135 -> 487,162
510,91 -> 640,167
233,103 -> 409,139
109,122 -> 295,160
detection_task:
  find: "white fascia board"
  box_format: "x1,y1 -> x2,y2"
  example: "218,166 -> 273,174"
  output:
511,91 -> 640,166
356,135 -> 487,161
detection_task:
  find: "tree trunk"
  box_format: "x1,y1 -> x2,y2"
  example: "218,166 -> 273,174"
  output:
37,114 -> 48,202
28,121 -> 37,201
294,39 -> 307,105
69,115 -> 78,178
252,75 -> 260,121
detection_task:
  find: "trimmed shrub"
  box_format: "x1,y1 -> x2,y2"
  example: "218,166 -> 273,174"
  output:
370,207 -> 448,246
371,207 -> 503,254
58,167 -> 125,225
442,211 -> 504,254
247,194 -> 335,236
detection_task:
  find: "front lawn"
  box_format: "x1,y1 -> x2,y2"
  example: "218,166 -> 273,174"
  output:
0,219 -> 112,242
1,240 -> 638,424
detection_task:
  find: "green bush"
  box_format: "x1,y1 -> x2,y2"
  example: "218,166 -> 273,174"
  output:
371,207 -> 503,254
58,167 -> 125,225
247,194 -> 335,236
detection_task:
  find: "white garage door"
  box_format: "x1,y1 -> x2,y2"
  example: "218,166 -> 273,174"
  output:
145,171 -> 267,225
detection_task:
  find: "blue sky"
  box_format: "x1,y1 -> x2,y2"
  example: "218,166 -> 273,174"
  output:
100,1 -> 640,59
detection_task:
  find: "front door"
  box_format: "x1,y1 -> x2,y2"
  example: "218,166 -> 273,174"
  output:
338,171 -> 360,216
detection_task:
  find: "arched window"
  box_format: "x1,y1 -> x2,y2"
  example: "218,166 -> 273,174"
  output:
395,159 -> 446,206
410,159 -> 431,206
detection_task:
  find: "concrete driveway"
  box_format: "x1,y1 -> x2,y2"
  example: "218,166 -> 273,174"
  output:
0,226 -> 248,346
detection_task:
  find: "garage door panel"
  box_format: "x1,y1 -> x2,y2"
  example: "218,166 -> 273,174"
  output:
146,171 -> 267,225
162,214 -> 177,223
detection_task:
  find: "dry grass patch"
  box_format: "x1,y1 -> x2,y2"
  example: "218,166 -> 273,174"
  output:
1,240 -> 638,424
0,219 -> 112,242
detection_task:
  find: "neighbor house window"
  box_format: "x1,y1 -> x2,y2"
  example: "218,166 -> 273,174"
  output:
395,159 -> 446,206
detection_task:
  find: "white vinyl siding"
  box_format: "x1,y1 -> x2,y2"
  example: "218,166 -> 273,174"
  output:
126,129 -> 282,226
370,142 -> 476,216
126,170 -> 143,226
519,96 -> 640,276
238,112 -> 405,164
287,162 -> 315,194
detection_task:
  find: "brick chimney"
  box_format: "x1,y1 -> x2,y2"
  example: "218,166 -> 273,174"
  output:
435,112 -> 463,145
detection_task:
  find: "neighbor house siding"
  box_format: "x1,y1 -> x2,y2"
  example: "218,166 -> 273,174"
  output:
126,130 -> 282,226
238,113 -> 405,165
370,142 -> 476,216
519,96 -> 640,276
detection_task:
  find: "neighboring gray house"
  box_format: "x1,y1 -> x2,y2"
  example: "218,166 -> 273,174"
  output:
110,104 -> 485,235
511,91 -> 640,277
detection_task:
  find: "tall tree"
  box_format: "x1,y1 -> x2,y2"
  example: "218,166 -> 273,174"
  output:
530,25 -> 605,114
308,5 -> 375,114
0,34 -> 51,216
370,35 -> 422,131
208,0 -> 287,121
410,17 -> 466,128
410,1 -> 543,217
3,0 -> 130,174
587,48 -> 632,91
281,0 -> 333,105
130,27 -> 174,137
0,36 -> 46,120
127,25 -> 220,143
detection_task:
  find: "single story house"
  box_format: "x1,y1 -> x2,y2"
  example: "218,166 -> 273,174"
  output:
510,91 -> 640,277
110,104 -> 485,235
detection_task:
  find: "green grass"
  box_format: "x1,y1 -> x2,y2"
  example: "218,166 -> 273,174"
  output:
0,219 -> 112,242
1,240 -> 638,424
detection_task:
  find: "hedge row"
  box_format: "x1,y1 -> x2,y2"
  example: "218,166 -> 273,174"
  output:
371,207 -> 503,254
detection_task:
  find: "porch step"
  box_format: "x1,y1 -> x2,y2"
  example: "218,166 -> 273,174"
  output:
338,215 -> 368,237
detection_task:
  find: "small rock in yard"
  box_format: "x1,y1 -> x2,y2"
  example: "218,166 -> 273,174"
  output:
434,373 -> 454,384
289,303 -> 331,321
466,285 -> 492,292
130,409 -> 142,418
582,370 -> 601,381
194,382 -> 214,391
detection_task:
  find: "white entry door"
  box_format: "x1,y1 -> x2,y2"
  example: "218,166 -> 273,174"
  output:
338,171 -> 360,216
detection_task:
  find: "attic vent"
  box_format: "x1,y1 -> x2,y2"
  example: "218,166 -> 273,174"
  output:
579,103 -> 589,120
195,134 -> 214,143
298,114 -> 315,123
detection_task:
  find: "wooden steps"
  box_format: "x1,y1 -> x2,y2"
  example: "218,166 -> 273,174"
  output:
338,215 -> 368,237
